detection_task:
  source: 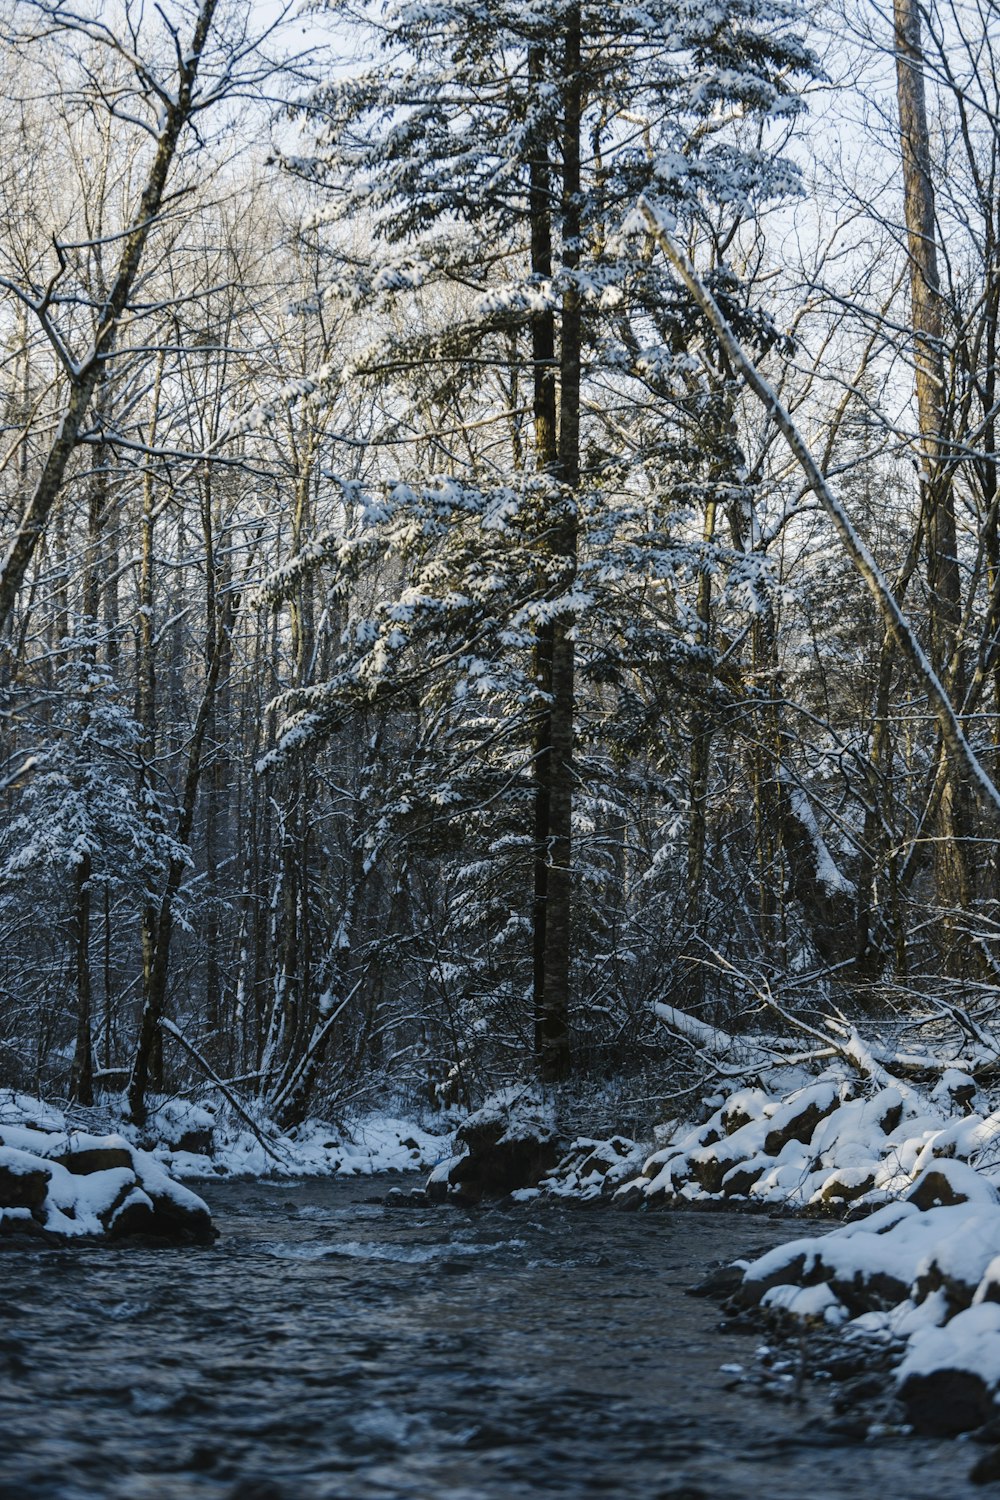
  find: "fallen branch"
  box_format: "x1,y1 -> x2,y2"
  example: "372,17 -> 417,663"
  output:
656,954 -> 937,1102
159,1018 -> 287,1165
652,1000 -> 838,1075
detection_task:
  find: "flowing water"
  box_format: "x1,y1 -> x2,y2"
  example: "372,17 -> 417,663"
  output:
0,1178 -> 985,1499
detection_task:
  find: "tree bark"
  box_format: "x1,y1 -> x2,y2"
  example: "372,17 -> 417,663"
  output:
127,588 -> 239,1125
529,15 -> 581,1082
687,497 -> 717,925
893,0 -> 973,921
69,851 -> 94,1105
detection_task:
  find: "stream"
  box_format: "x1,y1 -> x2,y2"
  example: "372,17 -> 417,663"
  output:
0,1177 -> 986,1499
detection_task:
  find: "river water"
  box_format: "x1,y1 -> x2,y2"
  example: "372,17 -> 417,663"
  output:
0,1177 -> 985,1499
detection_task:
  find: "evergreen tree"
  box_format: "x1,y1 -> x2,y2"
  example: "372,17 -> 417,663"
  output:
0,640 -> 185,1102
270,0 -> 816,1078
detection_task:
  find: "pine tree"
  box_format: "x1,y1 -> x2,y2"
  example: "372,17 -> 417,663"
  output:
271,0 -> 816,1078
0,639 -> 185,1102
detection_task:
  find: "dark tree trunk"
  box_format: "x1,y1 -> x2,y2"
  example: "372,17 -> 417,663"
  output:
128,590 -> 239,1125
69,852 -> 94,1105
528,16 -> 582,1082
894,0 -> 973,925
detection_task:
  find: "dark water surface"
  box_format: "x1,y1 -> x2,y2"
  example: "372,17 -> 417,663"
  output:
0,1177 -> 984,1499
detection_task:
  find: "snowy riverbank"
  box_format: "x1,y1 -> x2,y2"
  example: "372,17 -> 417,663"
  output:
0,1089 -> 455,1242
0,1094 -> 213,1243
607,1063 -> 998,1211
525,1055 -> 1000,1452
732,1166 -> 1000,1423
142,1096 -> 454,1181
428,1069 -> 1000,1449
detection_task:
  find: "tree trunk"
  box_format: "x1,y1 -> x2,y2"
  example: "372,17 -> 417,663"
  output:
128,589 -> 239,1125
528,17 -> 581,1082
894,0 -> 973,924
69,852 -> 94,1105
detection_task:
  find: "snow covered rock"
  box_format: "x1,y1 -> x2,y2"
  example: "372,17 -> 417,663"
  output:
54,1143 -> 135,1175
534,1135 -> 645,1202
904,1158 -> 999,1211
0,1149 -> 51,1211
427,1090 -> 561,1203
149,1098 -> 215,1157
729,1166 -> 1000,1434
898,1362 -> 996,1437
761,1080 -> 843,1155
612,1065 -> 1000,1215
720,1089 -> 770,1136
895,1301 -> 1000,1434
931,1069 -> 979,1115
0,1120 -> 213,1244
815,1166 -> 877,1207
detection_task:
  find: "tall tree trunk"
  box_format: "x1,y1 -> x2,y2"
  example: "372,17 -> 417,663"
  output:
200,475 -> 232,1037
725,492 -> 786,962
687,497 -> 717,923
69,429 -> 111,1101
128,589 -> 239,1125
528,18 -> 581,1082
69,851 -> 94,1105
528,44 -> 563,1079
894,0 -> 973,926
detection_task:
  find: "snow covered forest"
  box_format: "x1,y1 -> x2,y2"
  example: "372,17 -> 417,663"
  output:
3,0 -> 1000,1132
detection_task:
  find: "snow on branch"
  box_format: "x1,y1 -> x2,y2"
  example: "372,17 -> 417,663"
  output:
638,199 -> 1000,827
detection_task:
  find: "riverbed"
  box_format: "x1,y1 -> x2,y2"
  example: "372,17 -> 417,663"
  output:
0,1178 -> 985,1498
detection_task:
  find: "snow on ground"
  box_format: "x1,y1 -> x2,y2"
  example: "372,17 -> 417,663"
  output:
150,1102 -> 453,1180
0,1090 -> 455,1185
0,1087 -> 455,1239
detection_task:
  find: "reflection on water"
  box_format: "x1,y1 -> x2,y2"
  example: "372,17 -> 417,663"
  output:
0,1179 -> 981,1499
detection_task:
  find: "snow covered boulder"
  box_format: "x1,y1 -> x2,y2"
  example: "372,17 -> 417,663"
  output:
149,1098 -> 216,1158
761,1080 -> 844,1155
688,1118 -> 772,1195
0,1146 -> 51,1204
815,1166 -> 877,1207
897,1306 -> 1000,1435
54,1143 -> 135,1175
739,1200 -> 932,1316
904,1159 -> 998,1211
931,1068 -> 979,1116
720,1157 -> 769,1198
0,1120 -> 214,1245
427,1090 -> 561,1203
720,1089 -> 770,1136
535,1135 -> 645,1202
